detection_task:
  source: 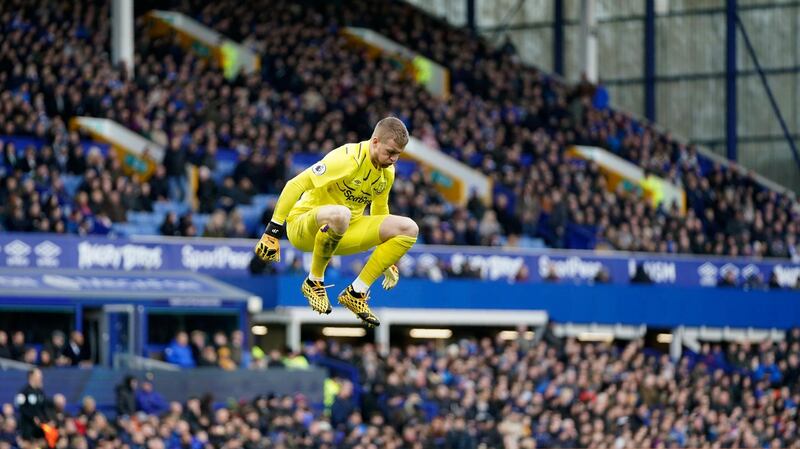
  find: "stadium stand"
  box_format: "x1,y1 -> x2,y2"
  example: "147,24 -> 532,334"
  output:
1,0 -> 799,258
1,332 -> 799,448
1,1 -> 800,449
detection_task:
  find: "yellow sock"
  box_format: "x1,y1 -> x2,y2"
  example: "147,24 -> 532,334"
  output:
356,235 -> 417,289
310,226 -> 344,279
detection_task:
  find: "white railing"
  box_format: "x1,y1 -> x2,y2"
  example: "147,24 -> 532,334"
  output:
113,354 -> 180,371
0,357 -> 35,371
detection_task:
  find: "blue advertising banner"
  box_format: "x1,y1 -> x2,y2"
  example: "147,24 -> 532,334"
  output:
0,268 -> 252,301
250,274 -> 800,328
0,233 -> 798,289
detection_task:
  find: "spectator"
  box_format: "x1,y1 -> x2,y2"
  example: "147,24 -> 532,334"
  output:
136,381 -> 168,416
78,396 -> 98,422
217,176 -> 246,211
719,269 -> 739,288
592,79 -> 610,110
212,332 -> 229,352
0,331 -> 10,359
330,380 -> 357,429
149,166 -> 170,202
196,166 -> 217,213
48,394 -> 69,428
63,331 -> 90,366
115,376 -> 138,417
10,331 -> 26,361
159,212 -> 180,237
267,349 -> 286,368
283,347 -> 310,369
201,210 -> 227,238
38,350 -> 53,368
230,331 -> 245,368
164,332 -> 195,368
217,347 -> 237,371
198,346 -> 218,367
189,330 -> 207,364
630,263 -> 653,284
131,182 -> 154,212
163,138 -> 187,202
21,348 -> 38,365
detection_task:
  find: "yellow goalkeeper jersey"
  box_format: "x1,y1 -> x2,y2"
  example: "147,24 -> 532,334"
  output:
273,141 -> 395,223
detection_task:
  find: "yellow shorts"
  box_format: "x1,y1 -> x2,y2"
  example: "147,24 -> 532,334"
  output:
286,207 -> 388,255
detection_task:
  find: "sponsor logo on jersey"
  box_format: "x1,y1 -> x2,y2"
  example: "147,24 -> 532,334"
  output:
336,183 -> 371,204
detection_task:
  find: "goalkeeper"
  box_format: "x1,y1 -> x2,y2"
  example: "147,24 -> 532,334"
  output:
254,117 -> 418,327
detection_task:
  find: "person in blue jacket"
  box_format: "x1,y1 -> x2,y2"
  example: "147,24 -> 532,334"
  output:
136,380 -> 168,416
165,331 -> 195,368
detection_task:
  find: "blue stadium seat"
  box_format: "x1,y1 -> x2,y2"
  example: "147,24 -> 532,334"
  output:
215,160 -> 236,179
110,223 -> 136,237
153,201 -> 190,216
251,194 -> 277,210
236,205 -> 264,234
519,236 -> 546,249
193,213 -> 210,235
128,211 -> 165,226
135,223 -> 159,235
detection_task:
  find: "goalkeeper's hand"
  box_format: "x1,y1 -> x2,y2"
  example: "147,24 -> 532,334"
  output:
381,265 -> 400,290
254,221 -> 284,262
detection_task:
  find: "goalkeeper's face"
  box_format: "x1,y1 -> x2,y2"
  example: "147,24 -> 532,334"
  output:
372,137 -> 404,168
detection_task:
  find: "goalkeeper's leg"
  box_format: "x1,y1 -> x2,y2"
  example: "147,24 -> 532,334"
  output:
337,216 -> 418,326
293,206 -> 351,314
308,206 -> 351,281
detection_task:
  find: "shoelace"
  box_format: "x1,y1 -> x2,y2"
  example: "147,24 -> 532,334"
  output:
349,288 -> 371,305
308,282 -> 334,296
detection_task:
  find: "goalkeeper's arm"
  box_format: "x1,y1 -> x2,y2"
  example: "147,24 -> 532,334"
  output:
255,149 -> 356,262
267,148 -> 358,229
254,171 -> 315,262
268,171 -> 315,227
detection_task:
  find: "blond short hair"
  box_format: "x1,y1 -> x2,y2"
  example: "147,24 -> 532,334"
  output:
373,117 -> 409,147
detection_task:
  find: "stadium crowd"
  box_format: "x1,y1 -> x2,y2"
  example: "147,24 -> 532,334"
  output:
1,2 -> 799,448
339,0 -> 800,258
0,328 -> 265,371
2,327 -> 799,449
0,330 -> 91,368
1,0 -> 799,260
161,330 -> 250,370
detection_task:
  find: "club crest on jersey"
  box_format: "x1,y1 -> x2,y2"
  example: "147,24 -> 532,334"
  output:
374,180 -> 387,194
312,162 -> 326,175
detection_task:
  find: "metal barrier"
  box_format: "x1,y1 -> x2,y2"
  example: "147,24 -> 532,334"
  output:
0,357 -> 35,372
0,367 -> 326,408
113,354 -> 180,371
